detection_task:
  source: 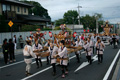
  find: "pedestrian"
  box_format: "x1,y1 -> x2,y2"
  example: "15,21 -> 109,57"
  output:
54,40 -> 68,78
2,39 -> 9,64
95,37 -> 105,64
8,39 -> 16,62
13,35 -> 17,50
32,39 -> 43,68
18,35 -> 24,49
109,35 -> 113,46
116,34 -> 119,45
112,35 -> 117,49
48,41 -> 58,76
83,38 -> 92,65
23,40 -> 35,76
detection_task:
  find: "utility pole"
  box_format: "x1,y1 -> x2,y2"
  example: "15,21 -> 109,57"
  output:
96,17 -> 98,33
77,4 -> 82,25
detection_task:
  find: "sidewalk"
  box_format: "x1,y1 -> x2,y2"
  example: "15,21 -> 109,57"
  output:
0,49 -> 23,59
112,58 -> 120,80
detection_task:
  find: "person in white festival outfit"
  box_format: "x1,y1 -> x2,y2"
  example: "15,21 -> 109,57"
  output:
23,40 -> 35,76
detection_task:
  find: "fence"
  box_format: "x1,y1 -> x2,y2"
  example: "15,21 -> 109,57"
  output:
0,30 -> 61,46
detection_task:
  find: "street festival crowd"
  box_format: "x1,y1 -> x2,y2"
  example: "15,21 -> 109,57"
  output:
1,31 -> 120,78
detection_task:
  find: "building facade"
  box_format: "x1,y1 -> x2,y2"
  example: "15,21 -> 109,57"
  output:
0,0 -> 51,31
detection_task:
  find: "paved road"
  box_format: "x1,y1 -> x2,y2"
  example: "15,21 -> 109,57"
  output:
0,45 -> 120,80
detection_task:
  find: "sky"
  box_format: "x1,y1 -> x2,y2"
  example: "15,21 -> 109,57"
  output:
28,0 -> 120,23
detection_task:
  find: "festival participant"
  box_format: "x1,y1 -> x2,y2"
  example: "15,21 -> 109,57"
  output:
33,39 -> 43,68
83,38 -> 92,65
54,40 -> 68,78
87,37 -> 94,59
91,34 -> 97,54
23,40 -> 35,76
74,38 -> 81,63
95,37 -> 105,64
47,41 -> 58,76
44,39 -> 51,65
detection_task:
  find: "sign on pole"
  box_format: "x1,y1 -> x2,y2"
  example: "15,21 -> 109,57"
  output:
8,20 -> 13,38
8,20 -> 13,27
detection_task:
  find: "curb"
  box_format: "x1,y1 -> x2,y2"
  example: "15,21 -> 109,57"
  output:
112,58 -> 120,80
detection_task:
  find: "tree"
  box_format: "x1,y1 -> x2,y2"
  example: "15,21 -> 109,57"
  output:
63,10 -> 79,24
20,0 -> 51,19
55,19 -> 65,26
80,13 -> 104,32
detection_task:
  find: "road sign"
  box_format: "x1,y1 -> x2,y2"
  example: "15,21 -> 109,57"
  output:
8,21 -> 13,27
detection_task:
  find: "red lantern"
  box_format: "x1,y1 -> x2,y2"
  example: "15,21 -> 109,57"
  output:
87,29 -> 89,32
49,31 -> 52,38
84,29 -> 86,32
73,32 -> 77,38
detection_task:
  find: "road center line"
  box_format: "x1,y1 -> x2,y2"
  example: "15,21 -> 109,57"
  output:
21,55 -> 76,80
103,49 -> 120,80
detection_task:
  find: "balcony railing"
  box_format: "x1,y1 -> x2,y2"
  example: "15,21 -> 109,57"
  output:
2,11 -> 16,20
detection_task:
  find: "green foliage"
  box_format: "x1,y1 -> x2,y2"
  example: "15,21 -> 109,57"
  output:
53,26 -> 61,30
21,25 -> 40,31
55,11 -> 104,33
63,10 -> 79,24
55,10 -> 79,26
21,0 -> 51,19
55,19 -> 65,26
42,27 -> 52,31
0,15 -> 9,32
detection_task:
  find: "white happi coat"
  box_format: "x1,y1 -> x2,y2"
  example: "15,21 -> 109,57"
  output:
32,44 -> 43,58
75,41 -> 80,54
83,42 -> 92,56
58,46 -> 68,66
95,41 -> 105,54
23,45 -> 35,64
48,46 -> 58,64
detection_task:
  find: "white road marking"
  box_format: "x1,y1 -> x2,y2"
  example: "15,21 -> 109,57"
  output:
0,58 -> 46,69
0,60 -> 25,69
103,49 -> 120,80
74,55 -> 98,72
0,50 -> 85,69
21,55 -> 76,80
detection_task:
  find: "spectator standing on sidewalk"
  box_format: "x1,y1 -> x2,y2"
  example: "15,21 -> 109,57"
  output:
2,39 -> 9,64
13,35 -> 17,50
112,35 -> 117,49
18,35 -> 24,49
8,39 -> 16,62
